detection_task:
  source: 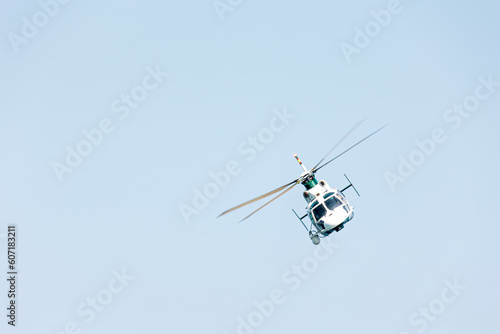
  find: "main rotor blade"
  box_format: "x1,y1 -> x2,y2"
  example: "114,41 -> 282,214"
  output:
239,182 -> 298,222
314,124 -> 388,172
311,118 -> 366,171
217,179 -> 299,218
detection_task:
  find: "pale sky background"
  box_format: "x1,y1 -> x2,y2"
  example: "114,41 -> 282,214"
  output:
1,1 -> 499,333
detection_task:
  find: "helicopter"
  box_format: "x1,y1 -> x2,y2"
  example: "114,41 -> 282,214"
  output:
218,120 -> 387,245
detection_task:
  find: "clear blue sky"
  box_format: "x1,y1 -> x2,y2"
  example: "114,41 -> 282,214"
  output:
1,1 -> 499,333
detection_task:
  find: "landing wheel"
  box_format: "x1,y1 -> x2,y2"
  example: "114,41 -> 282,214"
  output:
311,235 -> 320,245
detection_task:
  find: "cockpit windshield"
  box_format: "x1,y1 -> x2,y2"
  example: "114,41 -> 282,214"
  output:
324,195 -> 342,210
312,203 -> 327,221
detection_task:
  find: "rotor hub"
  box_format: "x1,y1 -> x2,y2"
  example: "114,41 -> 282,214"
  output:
301,172 -> 318,190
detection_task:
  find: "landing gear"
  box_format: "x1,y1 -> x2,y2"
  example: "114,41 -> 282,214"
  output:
294,209 -> 323,246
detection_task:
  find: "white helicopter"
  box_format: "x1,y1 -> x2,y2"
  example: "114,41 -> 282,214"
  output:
218,120 -> 386,245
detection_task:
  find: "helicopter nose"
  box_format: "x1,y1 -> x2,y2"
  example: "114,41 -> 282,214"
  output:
323,210 -> 347,230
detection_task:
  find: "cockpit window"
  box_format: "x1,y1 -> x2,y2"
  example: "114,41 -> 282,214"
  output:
324,195 -> 342,210
312,203 -> 327,221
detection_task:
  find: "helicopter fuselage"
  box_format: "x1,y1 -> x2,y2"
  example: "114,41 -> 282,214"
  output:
302,178 -> 354,236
